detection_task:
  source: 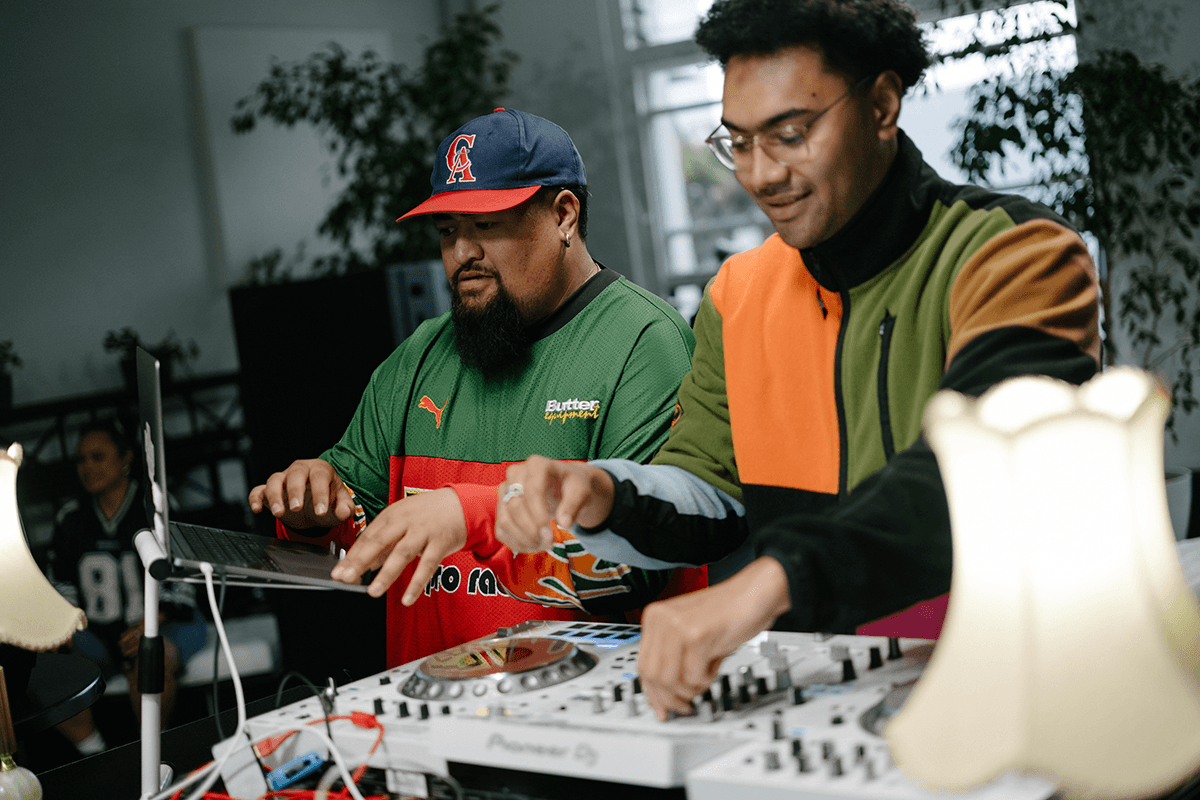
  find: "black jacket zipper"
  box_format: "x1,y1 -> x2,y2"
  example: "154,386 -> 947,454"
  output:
877,311 -> 897,463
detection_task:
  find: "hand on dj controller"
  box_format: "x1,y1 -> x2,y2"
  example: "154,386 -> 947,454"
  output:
638,556 -> 793,721
330,487 -> 468,601
249,458 -> 356,529
495,455 -> 616,552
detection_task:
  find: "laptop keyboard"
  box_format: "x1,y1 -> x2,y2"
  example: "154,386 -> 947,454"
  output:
174,523 -> 283,572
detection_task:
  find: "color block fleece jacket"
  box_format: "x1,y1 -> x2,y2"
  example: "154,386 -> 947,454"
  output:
576,131 -> 1101,636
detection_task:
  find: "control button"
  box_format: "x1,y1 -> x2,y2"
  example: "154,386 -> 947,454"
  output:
373,698 -> 384,715
772,713 -> 784,740
633,676 -> 643,694
842,658 -> 857,683
791,686 -> 806,705
613,684 -> 624,702
441,704 -> 451,716
868,646 -> 884,670
379,676 -> 391,685
419,703 -> 430,720
791,738 -> 804,757
497,679 -> 514,694
398,701 -> 409,718
472,683 -> 488,697
447,683 -> 464,699
831,714 -> 844,725
829,754 -> 844,777
427,682 -> 443,699
765,751 -> 781,771
822,741 -> 835,761
738,666 -> 753,704
887,637 -> 903,660
720,675 -> 734,711
774,667 -> 792,692
521,674 -> 539,690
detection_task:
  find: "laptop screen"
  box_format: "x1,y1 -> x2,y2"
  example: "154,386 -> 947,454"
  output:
135,347 -> 171,559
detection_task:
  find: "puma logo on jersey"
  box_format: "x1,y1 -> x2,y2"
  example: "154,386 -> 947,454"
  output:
418,396 -> 449,428
544,397 -> 601,424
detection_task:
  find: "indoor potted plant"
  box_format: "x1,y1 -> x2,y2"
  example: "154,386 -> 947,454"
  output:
951,47 -> 1200,436
230,2 -> 517,278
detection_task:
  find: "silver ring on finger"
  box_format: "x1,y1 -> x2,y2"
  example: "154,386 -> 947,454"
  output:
501,483 -> 525,504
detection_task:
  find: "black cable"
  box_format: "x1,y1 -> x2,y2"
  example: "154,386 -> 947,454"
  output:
273,670 -> 335,743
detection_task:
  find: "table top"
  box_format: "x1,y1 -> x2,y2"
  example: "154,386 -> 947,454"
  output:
35,686 -> 310,799
14,652 -> 105,738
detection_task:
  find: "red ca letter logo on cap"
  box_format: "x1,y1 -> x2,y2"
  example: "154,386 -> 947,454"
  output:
446,134 -> 477,184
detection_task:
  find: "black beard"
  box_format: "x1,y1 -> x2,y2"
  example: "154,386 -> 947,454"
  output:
450,278 -> 531,378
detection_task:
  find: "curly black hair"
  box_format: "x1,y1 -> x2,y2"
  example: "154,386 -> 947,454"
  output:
695,0 -> 930,92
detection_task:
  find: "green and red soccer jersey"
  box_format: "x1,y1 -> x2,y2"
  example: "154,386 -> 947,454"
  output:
281,268 -> 697,666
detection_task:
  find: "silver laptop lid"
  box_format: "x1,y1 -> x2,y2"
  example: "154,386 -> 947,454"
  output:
135,347 -> 170,559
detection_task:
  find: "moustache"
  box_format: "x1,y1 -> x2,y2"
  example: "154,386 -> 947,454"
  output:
451,264 -> 500,289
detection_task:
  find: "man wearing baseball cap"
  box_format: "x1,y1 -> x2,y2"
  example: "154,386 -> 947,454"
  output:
250,109 -> 702,667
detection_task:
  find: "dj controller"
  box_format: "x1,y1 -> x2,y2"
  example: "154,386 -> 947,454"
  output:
218,620 -> 1057,800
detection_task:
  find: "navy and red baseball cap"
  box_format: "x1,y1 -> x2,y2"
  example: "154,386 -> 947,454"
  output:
397,108 -> 587,221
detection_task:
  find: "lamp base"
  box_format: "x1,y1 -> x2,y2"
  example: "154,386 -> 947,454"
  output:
0,759 -> 41,800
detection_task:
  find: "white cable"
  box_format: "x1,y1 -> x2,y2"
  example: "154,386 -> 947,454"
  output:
250,723 -> 367,800
145,562 -> 247,800
144,562 -> 366,800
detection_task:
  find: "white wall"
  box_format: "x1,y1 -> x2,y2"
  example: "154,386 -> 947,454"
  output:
0,1 -> 441,404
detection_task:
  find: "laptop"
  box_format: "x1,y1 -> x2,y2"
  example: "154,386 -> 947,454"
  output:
135,347 -> 369,592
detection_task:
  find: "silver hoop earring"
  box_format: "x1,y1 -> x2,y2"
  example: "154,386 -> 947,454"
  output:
563,235 -> 571,249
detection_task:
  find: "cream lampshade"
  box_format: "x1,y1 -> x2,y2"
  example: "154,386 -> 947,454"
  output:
886,368 -> 1200,799
0,443 -> 86,652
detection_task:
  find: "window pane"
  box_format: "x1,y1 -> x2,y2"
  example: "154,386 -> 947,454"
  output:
646,103 -> 769,276
646,61 -> 725,111
666,224 -> 771,278
621,0 -> 714,49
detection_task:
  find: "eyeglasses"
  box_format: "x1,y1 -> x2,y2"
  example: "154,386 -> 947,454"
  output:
705,75 -> 875,170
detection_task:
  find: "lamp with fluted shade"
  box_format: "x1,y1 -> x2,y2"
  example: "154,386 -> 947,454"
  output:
1,442 -> 86,800
886,368 -> 1200,800
0,444 -> 86,652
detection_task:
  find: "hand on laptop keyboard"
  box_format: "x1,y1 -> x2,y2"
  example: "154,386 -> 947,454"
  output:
249,458 -> 357,530
329,487 -> 468,601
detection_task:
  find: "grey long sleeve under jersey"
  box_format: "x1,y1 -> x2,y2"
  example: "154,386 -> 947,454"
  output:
575,460 -> 748,569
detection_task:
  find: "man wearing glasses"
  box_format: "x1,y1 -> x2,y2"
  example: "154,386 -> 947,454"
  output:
496,0 -> 1101,719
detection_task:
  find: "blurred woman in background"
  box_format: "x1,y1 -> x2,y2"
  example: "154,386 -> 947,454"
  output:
49,419 -> 204,755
